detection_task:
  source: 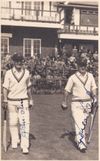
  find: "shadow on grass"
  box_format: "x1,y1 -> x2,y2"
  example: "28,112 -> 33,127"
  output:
7,133 -> 36,150
60,130 -> 78,150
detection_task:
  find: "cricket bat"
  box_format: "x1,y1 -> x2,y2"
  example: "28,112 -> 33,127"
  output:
3,109 -> 7,152
87,103 -> 98,144
87,113 -> 94,143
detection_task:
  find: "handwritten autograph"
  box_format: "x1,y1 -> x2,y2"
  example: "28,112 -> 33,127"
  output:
76,86 -> 94,148
77,102 -> 90,148
19,99 -> 29,139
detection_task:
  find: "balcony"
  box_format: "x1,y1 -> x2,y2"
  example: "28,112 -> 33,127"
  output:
1,7 -> 60,23
58,25 -> 98,36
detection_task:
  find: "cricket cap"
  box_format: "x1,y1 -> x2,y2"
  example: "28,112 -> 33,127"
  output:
12,53 -> 24,62
77,59 -> 87,67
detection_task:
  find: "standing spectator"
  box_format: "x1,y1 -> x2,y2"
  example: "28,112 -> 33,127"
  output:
72,45 -> 78,57
2,53 -> 34,154
61,59 -> 97,153
93,51 -> 98,62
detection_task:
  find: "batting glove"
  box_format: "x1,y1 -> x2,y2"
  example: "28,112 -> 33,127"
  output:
61,101 -> 68,110
2,100 -> 8,110
91,96 -> 98,114
29,99 -> 34,108
92,96 -> 98,106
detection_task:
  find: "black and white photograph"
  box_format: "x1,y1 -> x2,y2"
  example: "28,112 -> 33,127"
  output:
1,0 -> 99,160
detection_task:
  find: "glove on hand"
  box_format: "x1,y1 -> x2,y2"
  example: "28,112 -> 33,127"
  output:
92,96 -> 98,106
29,99 -> 34,108
91,96 -> 98,114
93,96 -> 97,103
61,101 -> 68,110
2,101 -> 8,110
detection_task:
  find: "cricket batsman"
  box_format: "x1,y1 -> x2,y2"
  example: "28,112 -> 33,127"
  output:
61,59 -> 97,153
2,53 -> 34,154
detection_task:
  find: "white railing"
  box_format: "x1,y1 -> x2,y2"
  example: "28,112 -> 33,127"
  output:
1,7 -> 60,23
58,25 -> 98,35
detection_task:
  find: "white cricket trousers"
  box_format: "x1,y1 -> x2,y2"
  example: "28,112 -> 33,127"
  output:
71,101 -> 91,149
8,99 -> 30,149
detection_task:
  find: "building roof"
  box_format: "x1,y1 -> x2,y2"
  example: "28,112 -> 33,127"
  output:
65,1 -> 98,6
65,0 -> 99,5
57,0 -> 98,8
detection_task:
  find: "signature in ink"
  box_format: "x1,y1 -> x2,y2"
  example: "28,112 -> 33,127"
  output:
19,99 -> 29,139
76,82 -> 95,147
77,119 -> 88,147
77,102 -> 91,148
20,123 -> 29,138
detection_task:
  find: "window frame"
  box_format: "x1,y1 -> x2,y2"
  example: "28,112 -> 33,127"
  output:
1,37 -> 9,56
23,38 -> 41,57
24,1 -> 32,16
34,1 -> 41,10
80,9 -> 98,26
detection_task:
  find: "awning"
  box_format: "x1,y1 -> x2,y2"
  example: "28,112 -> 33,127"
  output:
57,0 -> 98,8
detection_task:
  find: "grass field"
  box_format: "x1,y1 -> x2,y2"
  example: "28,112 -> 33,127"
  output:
1,94 -> 98,160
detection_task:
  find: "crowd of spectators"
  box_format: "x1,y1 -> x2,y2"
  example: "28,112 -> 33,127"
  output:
1,46 -> 98,94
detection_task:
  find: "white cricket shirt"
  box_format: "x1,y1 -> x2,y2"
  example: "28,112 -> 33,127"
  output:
3,67 -> 32,100
65,72 -> 97,100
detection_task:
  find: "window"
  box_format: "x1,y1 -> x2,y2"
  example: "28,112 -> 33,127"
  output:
24,2 -> 31,15
81,10 -> 98,15
80,9 -> 98,26
23,38 -> 41,57
2,1 -> 12,17
1,38 -> 9,56
33,1 -> 42,16
34,2 -> 41,10
51,2 -> 57,11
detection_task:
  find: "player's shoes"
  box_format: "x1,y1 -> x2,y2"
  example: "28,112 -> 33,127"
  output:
12,143 -> 17,149
74,142 -> 87,153
22,147 -> 29,154
79,148 -> 87,153
12,139 -> 20,149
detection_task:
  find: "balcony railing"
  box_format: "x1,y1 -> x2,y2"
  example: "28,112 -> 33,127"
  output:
1,7 -> 60,23
58,25 -> 98,35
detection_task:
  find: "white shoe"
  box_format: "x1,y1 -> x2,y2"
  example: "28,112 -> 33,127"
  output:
22,147 -> 29,154
12,139 -> 20,149
12,143 -> 17,149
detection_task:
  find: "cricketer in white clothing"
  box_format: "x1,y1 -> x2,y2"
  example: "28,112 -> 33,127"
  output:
62,59 -> 97,153
2,53 -> 34,154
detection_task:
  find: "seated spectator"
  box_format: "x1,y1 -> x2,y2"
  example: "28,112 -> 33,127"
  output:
93,51 -> 98,62
68,55 -> 76,63
5,53 -> 11,62
34,59 -> 46,77
80,52 -> 87,59
4,53 -> 13,70
33,72 -> 41,80
68,55 -> 77,72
